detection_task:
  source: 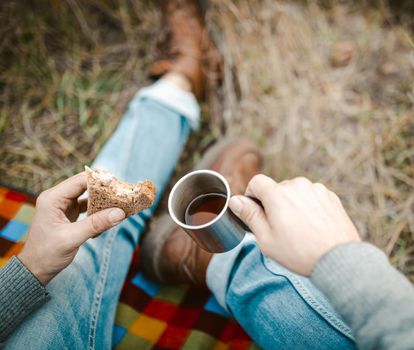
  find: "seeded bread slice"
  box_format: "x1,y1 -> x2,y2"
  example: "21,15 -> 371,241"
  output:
85,166 -> 156,217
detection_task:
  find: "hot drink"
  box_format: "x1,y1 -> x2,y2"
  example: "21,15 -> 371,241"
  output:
169,169 -> 247,252
185,193 -> 227,226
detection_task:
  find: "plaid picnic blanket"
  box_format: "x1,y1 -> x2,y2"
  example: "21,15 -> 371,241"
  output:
0,186 -> 257,349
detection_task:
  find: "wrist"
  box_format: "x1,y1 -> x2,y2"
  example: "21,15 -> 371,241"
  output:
311,239 -> 362,275
17,250 -> 52,285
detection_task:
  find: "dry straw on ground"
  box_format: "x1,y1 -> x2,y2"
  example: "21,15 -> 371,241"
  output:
0,1 -> 161,190
209,0 -> 414,280
0,0 -> 413,280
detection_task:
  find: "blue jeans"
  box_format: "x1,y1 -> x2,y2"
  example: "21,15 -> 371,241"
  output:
5,81 -> 355,349
208,235 -> 355,349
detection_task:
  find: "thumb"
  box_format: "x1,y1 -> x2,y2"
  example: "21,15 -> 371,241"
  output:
69,207 -> 126,245
229,195 -> 270,238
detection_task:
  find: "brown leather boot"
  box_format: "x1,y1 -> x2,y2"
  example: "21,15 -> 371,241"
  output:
140,138 -> 262,287
148,0 -> 223,100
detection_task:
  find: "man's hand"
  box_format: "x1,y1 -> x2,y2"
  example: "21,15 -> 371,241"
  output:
18,172 -> 126,285
229,175 -> 361,276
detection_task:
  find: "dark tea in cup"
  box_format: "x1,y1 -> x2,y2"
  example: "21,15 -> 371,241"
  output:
184,193 -> 227,226
168,169 -> 247,253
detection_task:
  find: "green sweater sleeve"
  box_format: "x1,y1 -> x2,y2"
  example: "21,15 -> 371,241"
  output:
311,242 -> 414,350
0,256 -> 50,343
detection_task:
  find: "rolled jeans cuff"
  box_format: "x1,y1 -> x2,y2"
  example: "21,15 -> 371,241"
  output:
137,80 -> 200,130
206,233 -> 256,312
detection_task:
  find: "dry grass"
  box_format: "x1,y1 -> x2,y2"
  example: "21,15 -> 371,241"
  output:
0,0 -> 161,190
0,1 -> 413,280
208,0 -> 414,280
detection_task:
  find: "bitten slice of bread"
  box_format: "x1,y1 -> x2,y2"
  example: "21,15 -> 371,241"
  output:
85,166 -> 156,217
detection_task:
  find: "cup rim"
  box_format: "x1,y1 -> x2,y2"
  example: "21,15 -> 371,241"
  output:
168,169 -> 231,230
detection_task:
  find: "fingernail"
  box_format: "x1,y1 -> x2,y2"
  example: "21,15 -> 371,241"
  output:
109,208 -> 126,224
229,196 -> 243,216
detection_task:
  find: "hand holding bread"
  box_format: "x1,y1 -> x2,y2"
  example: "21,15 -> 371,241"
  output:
18,170 -> 156,285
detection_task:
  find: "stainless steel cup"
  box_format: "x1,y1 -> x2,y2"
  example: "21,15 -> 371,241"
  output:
168,169 -> 246,253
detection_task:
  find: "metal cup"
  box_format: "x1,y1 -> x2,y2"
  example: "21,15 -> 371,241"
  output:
168,169 -> 246,253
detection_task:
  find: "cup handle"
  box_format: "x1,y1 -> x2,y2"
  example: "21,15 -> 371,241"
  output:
245,195 -> 264,209
230,195 -> 264,232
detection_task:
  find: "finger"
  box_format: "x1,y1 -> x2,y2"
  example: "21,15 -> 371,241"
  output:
68,208 -> 126,246
78,198 -> 88,213
229,195 -> 271,239
245,174 -> 276,203
66,198 -> 88,222
49,172 -> 87,200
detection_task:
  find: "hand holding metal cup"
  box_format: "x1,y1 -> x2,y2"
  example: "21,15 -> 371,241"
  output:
168,170 -> 250,253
